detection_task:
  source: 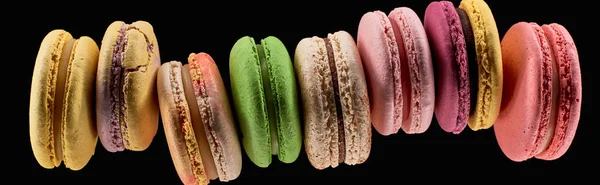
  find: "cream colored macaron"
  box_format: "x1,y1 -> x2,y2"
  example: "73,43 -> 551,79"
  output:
30,30 -> 99,171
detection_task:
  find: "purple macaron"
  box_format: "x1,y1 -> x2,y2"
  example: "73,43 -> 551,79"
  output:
424,1 -> 471,134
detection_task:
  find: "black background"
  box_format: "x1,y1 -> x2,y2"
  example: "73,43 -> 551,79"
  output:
21,0 -> 591,183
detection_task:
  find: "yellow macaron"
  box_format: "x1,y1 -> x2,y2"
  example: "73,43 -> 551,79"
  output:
30,30 -> 99,170
459,0 -> 503,131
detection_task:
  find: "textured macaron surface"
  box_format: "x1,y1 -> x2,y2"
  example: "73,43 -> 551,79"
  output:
535,24 -> 581,160
295,36 -> 339,169
157,61 -> 209,185
389,7 -> 435,134
295,31 -> 371,170
357,11 -> 403,136
457,7 -> 479,115
327,31 -> 371,167
496,22 -> 581,162
230,37 -> 270,167
260,37 -> 302,164
229,36 -> 301,167
96,21 -> 160,152
58,36 -> 100,171
30,30 -> 99,171
190,53 -> 242,181
459,0 -> 503,131
495,22 -> 554,162
425,1 -> 470,134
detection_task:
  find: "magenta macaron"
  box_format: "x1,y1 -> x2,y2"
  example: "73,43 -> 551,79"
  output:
494,22 -> 582,162
357,7 -> 435,135
424,1 -> 475,134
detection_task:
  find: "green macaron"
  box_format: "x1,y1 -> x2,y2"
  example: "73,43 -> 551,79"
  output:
229,36 -> 302,168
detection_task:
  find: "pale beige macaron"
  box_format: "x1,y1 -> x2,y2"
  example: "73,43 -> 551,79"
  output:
30,30 -> 99,171
294,31 -> 372,170
96,21 -> 161,152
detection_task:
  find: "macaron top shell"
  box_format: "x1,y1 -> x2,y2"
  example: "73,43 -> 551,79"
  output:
356,11 -> 403,136
30,30 -> 99,170
96,21 -> 160,152
389,7 -> 435,134
229,36 -> 302,167
459,0 -> 503,131
424,1 -> 470,134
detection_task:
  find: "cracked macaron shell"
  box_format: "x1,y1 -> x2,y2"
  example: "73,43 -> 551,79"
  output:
96,21 -> 160,152
229,36 -> 302,167
459,0 -> 503,131
30,30 -> 99,170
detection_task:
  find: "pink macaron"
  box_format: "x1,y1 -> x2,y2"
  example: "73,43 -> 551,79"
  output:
357,7 -> 435,135
494,22 -> 582,162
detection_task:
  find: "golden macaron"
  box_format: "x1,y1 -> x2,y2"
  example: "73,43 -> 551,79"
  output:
459,0 -> 503,131
30,30 -> 99,170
